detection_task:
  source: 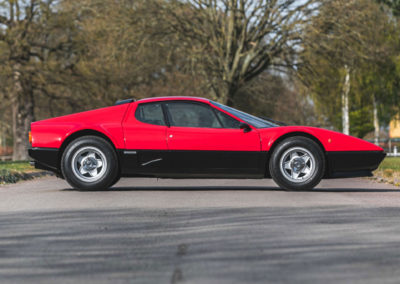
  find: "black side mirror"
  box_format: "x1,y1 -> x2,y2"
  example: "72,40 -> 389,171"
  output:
239,122 -> 251,133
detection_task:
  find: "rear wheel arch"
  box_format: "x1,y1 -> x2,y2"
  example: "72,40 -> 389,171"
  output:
267,132 -> 327,177
58,130 -> 119,173
60,135 -> 120,190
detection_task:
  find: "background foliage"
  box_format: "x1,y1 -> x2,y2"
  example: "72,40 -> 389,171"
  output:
0,0 -> 400,159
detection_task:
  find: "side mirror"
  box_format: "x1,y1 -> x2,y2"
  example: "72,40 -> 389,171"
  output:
239,122 -> 252,133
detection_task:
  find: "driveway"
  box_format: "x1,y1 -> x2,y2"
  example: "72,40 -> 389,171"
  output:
0,177 -> 399,283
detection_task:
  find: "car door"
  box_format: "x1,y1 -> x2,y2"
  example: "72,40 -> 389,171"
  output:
122,102 -> 168,174
164,101 -> 263,176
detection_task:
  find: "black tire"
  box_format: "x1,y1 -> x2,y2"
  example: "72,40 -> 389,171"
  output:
109,175 -> 121,188
269,137 -> 325,190
61,136 -> 119,190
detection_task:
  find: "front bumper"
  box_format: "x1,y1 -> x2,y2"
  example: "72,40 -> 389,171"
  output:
28,147 -> 59,173
326,151 -> 386,178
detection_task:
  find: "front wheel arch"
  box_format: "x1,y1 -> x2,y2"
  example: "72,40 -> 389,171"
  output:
268,136 -> 326,190
266,132 -> 327,178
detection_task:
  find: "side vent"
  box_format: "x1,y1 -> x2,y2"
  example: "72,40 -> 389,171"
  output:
115,98 -> 135,106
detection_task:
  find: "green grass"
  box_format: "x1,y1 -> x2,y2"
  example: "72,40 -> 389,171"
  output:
0,161 -> 43,185
378,157 -> 400,171
0,161 -> 37,173
374,157 -> 400,186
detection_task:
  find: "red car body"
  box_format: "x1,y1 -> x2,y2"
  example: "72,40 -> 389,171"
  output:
29,96 -> 385,181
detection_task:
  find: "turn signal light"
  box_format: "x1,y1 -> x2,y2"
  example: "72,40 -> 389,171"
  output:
29,131 -> 32,144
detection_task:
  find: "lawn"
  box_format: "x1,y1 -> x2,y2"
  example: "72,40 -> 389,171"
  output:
0,161 -> 37,172
0,161 -> 42,185
373,157 -> 400,186
377,157 -> 400,171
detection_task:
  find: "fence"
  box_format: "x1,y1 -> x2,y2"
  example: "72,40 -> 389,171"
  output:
0,156 -> 12,161
0,146 -> 12,161
366,138 -> 400,157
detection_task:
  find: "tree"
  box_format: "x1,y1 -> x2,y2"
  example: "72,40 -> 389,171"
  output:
1,0 -> 195,159
157,0 -> 321,106
0,0 -> 80,160
299,0 -> 370,135
299,0 -> 400,138
379,0 -> 400,16
233,72 -> 316,125
57,0 -> 205,105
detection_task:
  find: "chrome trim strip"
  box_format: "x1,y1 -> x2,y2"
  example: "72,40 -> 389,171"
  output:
141,158 -> 162,166
124,151 -> 137,154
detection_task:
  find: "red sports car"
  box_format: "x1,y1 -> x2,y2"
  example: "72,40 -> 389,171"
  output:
28,96 -> 385,190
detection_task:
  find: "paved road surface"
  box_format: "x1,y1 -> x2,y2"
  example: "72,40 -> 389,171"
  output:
1,177 -> 400,283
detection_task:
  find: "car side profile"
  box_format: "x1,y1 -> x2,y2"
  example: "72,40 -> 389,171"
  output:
29,96 -> 386,190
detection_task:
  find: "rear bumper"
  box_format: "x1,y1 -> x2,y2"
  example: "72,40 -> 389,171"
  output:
28,147 -> 59,173
326,151 -> 386,178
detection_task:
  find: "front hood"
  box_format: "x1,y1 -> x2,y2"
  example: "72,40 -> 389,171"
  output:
259,126 -> 384,152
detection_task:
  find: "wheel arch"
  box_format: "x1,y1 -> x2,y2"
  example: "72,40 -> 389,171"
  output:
266,132 -> 327,177
57,129 -> 119,174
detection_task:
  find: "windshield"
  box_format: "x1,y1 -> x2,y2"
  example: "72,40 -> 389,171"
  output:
210,101 -> 279,128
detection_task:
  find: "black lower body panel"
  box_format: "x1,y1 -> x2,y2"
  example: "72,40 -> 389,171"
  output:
28,147 -> 60,173
28,147 -> 268,179
326,151 -> 386,178
28,148 -> 386,180
119,150 -> 268,178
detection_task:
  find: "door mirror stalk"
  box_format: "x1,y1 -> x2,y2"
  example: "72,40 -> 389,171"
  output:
239,122 -> 252,133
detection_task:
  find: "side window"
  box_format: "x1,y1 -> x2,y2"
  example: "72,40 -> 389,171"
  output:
135,103 -> 166,126
215,109 -> 241,129
166,102 -> 222,128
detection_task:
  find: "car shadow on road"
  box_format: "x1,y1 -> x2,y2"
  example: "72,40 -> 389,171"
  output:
62,186 -> 400,193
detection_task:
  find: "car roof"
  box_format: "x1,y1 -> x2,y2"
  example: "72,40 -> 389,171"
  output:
136,96 -> 210,104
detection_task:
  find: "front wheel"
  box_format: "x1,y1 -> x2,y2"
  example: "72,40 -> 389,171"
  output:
269,137 -> 325,190
61,136 -> 119,190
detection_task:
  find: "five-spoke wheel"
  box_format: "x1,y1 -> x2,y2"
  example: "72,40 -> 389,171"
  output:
71,146 -> 107,182
280,147 -> 315,183
269,137 -> 325,190
61,136 -> 119,190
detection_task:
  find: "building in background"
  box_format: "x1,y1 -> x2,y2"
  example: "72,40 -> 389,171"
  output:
390,116 -> 400,139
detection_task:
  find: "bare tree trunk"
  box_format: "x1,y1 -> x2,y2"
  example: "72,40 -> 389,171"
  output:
12,65 -> 34,161
12,96 -> 34,161
0,127 -> 2,154
341,65 -> 350,135
219,82 -> 236,107
373,95 -> 379,145
226,91 -> 236,107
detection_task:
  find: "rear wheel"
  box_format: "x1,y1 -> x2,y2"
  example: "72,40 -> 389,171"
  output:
269,137 -> 325,190
61,136 -> 119,190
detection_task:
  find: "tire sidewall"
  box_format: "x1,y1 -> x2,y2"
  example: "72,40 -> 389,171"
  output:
61,136 -> 118,190
269,137 -> 325,190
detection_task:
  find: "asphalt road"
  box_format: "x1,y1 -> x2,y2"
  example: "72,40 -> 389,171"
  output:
1,177 -> 400,284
